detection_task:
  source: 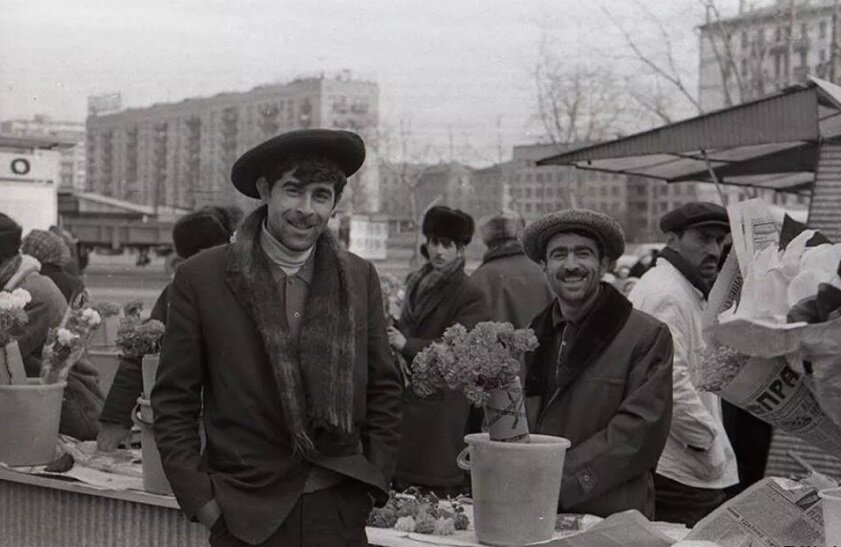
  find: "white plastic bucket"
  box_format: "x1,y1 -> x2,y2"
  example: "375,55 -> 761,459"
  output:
0,379 -> 66,466
457,433 -> 571,546
132,396 -> 173,495
819,487 -> 841,547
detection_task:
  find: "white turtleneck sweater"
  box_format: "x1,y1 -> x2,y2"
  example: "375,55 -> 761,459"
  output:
259,222 -> 314,275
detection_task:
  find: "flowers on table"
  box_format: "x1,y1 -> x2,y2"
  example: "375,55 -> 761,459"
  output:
41,303 -> 102,384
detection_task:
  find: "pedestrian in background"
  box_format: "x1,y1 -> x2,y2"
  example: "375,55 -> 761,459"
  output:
389,205 -> 490,497
470,210 -> 553,329
628,201 -> 738,526
21,228 -> 85,303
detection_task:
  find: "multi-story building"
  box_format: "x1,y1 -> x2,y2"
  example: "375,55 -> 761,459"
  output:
0,115 -> 86,192
86,72 -> 379,214
699,0 -> 840,111
507,144 -> 629,229
626,177 -> 700,243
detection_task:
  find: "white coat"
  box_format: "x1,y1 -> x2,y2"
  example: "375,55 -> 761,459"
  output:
628,259 -> 739,489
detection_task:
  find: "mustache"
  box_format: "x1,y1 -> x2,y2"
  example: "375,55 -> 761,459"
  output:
285,212 -> 318,227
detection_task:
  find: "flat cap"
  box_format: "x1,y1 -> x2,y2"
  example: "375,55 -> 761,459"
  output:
660,201 -> 729,233
231,129 -> 365,198
423,206 -> 475,246
522,208 -> 625,262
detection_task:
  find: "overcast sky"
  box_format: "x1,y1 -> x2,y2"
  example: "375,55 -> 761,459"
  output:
1,0 -> 741,163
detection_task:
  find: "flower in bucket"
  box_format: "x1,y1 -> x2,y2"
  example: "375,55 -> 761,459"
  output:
41,304 -> 102,384
92,301 -> 121,318
412,321 -> 538,442
0,288 -> 31,346
115,317 -> 165,359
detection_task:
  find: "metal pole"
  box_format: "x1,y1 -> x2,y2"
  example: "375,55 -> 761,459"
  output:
832,0 -> 839,82
701,149 -> 728,205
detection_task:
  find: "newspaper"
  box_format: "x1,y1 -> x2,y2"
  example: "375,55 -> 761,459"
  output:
541,511 -> 681,547
686,477 -> 825,547
713,355 -> 841,457
727,199 -> 782,280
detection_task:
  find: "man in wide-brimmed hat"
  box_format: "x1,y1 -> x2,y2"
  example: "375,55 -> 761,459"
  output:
388,205 -> 489,496
151,129 -> 402,546
521,208 -> 673,519
629,201 -> 738,526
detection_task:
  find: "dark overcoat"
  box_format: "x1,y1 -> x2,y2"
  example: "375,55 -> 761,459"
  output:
394,269 -> 490,489
151,244 -> 402,545
525,283 -> 673,519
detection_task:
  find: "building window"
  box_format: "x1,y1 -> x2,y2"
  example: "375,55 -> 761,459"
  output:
800,23 -> 808,40
525,203 -> 532,213
525,188 -> 533,198
821,49 -> 827,62
741,31 -> 748,49
820,20 -> 828,40
741,58 -> 748,76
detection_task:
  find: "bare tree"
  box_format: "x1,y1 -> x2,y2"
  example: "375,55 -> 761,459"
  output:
534,38 -> 625,145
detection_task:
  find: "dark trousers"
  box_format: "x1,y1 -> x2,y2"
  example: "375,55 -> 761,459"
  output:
209,482 -> 372,547
722,400 -> 773,497
654,474 -> 728,527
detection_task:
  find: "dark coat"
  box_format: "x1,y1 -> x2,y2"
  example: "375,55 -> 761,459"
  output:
470,243 -> 554,329
39,263 -> 85,303
100,284 -> 169,427
525,283 -> 673,519
151,244 -> 402,545
394,269 -> 490,489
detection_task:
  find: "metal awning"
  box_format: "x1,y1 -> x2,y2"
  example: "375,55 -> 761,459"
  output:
537,77 -> 841,194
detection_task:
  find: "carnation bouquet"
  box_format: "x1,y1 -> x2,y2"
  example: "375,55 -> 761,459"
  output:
0,288 -> 31,385
115,317 -> 165,359
412,321 -> 538,442
41,304 -> 102,384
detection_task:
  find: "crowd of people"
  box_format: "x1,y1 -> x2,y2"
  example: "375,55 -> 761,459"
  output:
2,128 -> 769,546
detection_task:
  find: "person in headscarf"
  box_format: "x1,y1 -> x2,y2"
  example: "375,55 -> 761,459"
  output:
21,229 -> 85,303
388,205 -> 490,497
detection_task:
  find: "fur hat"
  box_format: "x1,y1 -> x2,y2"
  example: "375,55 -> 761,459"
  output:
522,208 -> 625,262
479,210 -> 525,248
0,213 -> 22,262
21,229 -> 69,266
172,207 -> 236,259
231,129 -> 365,198
422,206 -> 474,246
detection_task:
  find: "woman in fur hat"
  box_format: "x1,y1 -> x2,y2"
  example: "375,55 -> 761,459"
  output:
388,205 -> 490,496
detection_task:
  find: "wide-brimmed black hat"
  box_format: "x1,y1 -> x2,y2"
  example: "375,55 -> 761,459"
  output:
422,206 -> 474,246
231,129 -> 366,198
660,201 -> 730,233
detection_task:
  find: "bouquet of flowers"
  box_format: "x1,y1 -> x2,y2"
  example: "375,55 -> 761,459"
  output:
41,304 -> 102,384
123,300 -> 144,320
0,288 -> 30,346
115,317 -> 165,359
412,321 -> 538,442
379,273 -> 405,325
0,288 -> 31,385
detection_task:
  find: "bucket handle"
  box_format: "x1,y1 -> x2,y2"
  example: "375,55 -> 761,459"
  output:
456,446 -> 472,471
132,401 -> 152,428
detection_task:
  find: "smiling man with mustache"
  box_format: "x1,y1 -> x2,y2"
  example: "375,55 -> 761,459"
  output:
521,208 -> 673,519
151,129 -> 402,547
628,201 -> 738,527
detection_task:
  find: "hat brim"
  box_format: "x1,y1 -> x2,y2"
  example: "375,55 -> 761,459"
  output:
231,129 -> 365,198
685,220 -> 731,232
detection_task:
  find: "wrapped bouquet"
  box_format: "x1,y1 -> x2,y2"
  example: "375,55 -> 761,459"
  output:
41,304 -> 102,384
412,321 -> 538,442
693,199 -> 841,456
0,288 -> 30,385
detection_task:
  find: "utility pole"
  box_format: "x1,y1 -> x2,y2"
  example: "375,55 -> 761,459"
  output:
832,0 -> 839,82
787,0 -> 797,86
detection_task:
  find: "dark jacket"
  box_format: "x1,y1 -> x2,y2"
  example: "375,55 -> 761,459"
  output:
394,269 -> 490,489
151,244 -> 402,545
100,284 -> 169,427
525,283 -> 673,519
39,262 -> 85,303
470,243 -> 554,329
